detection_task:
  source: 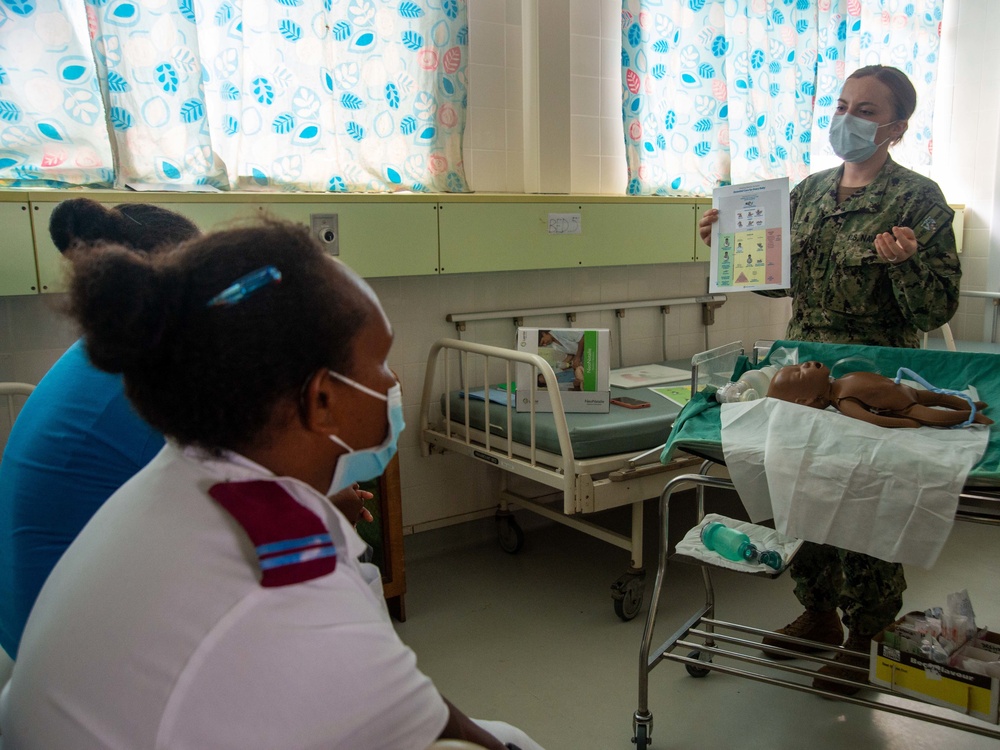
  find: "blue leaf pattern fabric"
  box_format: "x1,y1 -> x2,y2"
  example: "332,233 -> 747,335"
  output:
622,0 -> 943,196
0,0 -> 468,192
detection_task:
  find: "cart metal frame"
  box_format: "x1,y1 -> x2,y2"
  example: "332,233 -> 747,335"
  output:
631,464 -> 1000,748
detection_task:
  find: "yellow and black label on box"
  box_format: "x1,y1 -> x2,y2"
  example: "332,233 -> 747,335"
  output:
869,631 -> 1000,723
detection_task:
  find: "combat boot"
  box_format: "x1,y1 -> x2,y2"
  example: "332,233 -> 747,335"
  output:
811,631 -> 872,696
761,609 -> 844,659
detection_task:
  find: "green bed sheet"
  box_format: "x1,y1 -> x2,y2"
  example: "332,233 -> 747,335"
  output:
662,339 -> 1000,484
444,384 -> 684,460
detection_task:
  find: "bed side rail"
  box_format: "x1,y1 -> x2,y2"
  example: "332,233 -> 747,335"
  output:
420,338 -> 578,513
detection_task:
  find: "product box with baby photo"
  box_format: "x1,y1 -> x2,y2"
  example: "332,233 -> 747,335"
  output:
514,328 -> 610,413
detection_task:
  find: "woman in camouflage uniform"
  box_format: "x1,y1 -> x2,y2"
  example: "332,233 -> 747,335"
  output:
699,65 -> 961,696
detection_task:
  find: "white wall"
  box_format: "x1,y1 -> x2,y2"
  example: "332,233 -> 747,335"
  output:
931,0 -> 1000,341
2,0 -> 995,533
466,0 -> 626,195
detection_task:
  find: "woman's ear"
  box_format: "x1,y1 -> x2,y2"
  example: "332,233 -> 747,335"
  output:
300,369 -> 340,436
890,119 -> 908,143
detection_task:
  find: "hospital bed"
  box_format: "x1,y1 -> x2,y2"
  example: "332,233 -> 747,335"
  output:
419,338 -> 704,621
631,340 -> 1000,748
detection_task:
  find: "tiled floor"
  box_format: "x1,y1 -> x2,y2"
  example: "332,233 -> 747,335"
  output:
396,502 -> 1000,750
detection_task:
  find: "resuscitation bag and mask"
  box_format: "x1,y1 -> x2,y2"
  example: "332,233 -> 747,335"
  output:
829,112 -> 899,163
715,365 -> 781,403
327,372 -> 405,495
715,346 -> 800,404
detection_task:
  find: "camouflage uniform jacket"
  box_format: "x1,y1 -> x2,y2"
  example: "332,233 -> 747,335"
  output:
760,157 -> 961,348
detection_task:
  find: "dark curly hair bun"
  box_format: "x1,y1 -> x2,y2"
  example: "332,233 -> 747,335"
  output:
48,197 -> 199,255
49,198 -> 118,253
67,217 -> 372,452
68,246 -> 179,374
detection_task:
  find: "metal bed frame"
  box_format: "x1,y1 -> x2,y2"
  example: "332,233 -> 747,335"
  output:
630,343 -> 1000,747
419,338 -> 702,620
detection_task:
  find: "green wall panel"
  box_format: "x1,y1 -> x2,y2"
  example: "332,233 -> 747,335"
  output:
31,199 -> 258,294
265,202 -> 439,278
21,193 -> 711,297
437,202 -> 695,274
0,199 -> 38,296
694,201 -> 712,262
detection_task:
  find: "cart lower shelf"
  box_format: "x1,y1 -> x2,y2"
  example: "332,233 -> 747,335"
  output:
634,610 -> 1000,748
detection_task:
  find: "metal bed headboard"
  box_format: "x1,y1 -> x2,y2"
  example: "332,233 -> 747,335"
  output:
445,294 -> 728,370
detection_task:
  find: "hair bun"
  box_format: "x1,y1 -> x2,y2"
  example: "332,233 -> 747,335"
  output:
48,198 -> 121,254
69,246 -> 176,373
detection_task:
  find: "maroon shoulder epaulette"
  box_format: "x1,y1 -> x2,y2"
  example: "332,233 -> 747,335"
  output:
209,480 -> 337,587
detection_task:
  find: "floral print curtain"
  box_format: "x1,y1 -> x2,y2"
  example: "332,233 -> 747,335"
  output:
622,0 -> 944,196
0,0 -> 468,192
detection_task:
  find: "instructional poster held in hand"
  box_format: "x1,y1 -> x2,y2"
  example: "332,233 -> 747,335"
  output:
710,177 -> 791,294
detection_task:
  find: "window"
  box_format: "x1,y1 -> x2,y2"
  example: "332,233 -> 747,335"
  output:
0,0 -> 469,192
621,0 -> 944,195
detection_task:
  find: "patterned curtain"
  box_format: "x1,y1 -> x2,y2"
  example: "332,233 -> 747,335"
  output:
622,0 -> 944,196
0,0 -> 469,192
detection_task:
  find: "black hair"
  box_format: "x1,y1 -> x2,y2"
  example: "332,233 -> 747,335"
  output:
49,198 -> 200,255
67,218 -> 371,452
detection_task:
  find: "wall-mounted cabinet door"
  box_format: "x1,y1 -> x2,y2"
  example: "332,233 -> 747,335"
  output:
265,202 -> 440,278
437,202 -> 693,274
31,199 -> 259,294
0,200 -> 38,296
694,201 -> 712,262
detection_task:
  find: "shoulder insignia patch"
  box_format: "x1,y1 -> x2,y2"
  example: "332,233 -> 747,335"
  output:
913,204 -> 953,246
209,480 -> 337,587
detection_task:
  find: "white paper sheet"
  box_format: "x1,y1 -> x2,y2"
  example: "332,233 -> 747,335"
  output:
709,177 -> 791,293
609,364 -> 689,388
720,398 -> 989,568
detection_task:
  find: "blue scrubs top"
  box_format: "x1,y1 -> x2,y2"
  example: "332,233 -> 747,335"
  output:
0,340 -> 164,659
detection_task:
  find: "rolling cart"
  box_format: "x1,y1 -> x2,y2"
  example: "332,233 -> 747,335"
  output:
631,340 -> 1000,748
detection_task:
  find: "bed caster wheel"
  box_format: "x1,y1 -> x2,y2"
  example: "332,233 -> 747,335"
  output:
496,514 -> 524,554
611,572 -> 644,622
632,724 -> 650,749
685,649 -> 711,678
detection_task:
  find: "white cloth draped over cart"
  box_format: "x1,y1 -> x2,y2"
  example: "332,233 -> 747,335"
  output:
720,398 -> 989,568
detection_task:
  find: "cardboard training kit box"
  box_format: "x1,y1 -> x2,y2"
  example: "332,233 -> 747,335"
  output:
869,616 -> 1000,723
514,328 -> 610,413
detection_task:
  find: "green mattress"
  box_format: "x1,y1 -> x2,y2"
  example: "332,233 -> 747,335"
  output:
662,339 -> 1000,484
444,382 -> 685,460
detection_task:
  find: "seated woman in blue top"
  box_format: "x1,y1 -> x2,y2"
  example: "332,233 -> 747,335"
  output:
0,199 -> 200,660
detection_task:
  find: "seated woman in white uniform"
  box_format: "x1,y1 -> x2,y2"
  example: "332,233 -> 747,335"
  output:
0,219 -> 544,750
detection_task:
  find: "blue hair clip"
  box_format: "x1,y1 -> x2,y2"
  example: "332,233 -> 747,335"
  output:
894,367 -> 977,428
207,266 -> 282,308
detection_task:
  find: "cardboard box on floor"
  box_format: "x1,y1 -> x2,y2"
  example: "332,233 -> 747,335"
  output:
869,616 -> 1000,723
515,328 -> 610,413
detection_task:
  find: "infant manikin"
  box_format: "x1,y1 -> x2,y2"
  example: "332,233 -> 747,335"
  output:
766,361 -> 993,428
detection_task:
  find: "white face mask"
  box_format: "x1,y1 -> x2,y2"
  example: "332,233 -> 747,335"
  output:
326,372 -> 404,496
829,112 -> 898,163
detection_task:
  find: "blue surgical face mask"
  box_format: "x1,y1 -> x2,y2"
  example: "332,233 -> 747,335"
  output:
829,112 -> 897,163
326,372 -> 404,495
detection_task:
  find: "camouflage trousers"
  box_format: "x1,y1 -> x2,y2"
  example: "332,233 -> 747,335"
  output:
790,541 -> 906,637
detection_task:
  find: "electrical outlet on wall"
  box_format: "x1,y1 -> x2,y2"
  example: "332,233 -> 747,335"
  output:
310,213 -> 339,256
